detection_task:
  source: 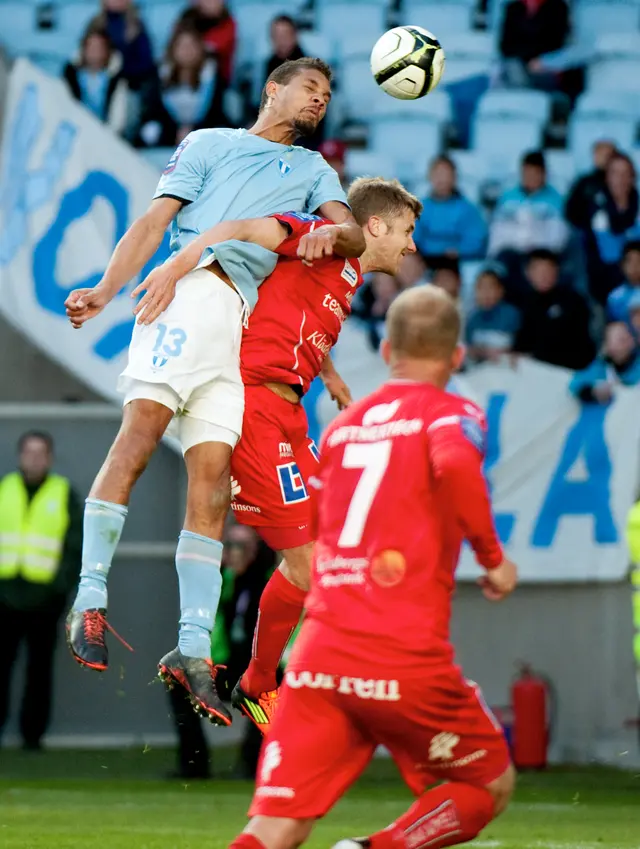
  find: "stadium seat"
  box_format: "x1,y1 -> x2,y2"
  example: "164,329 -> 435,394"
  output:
449,151 -> 490,205
596,31 -> 640,58
443,57 -> 491,83
460,259 -> 483,314
56,1 -> 99,45
233,3 -> 291,69
443,31 -> 494,60
569,115 -> 636,172
369,116 -> 443,181
316,3 -> 389,56
298,32 -> 335,63
574,1 -> 640,42
140,147 -> 175,174
476,89 -> 552,124
369,88 -> 452,123
472,115 -> 544,172
341,54 -> 382,122
587,57 -> 640,92
402,1 -> 473,35
0,3 -> 38,50
344,149 -> 398,182
575,89 -> 640,120
142,2 -> 186,59
544,150 -> 576,197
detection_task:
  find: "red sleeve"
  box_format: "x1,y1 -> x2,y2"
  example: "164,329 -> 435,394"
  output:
427,413 -> 504,570
271,213 -> 331,257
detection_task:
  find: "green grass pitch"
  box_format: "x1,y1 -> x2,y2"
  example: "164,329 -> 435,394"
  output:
1,747 -> 640,849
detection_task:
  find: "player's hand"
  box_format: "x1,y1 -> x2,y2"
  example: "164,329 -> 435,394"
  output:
477,557 -> 518,602
131,266 -> 178,325
322,371 -> 352,410
65,286 -> 111,329
297,225 -> 339,265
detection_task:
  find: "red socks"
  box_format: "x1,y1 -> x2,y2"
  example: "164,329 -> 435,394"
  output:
241,568 -> 306,697
229,834 -> 266,849
369,782 -> 495,849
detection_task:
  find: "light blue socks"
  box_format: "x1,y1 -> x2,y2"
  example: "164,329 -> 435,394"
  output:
176,530 -> 223,659
74,498 -> 128,611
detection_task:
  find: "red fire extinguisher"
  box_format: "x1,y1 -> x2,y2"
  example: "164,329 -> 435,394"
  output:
511,664 -> 554,770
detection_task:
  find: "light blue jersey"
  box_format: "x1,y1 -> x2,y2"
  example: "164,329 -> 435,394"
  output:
154,127 -> 348,310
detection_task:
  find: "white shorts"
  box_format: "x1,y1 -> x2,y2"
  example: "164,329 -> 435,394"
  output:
118,268 -> 246,452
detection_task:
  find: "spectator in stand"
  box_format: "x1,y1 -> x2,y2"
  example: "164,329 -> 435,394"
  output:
63,30 -> 129,135
515,248 -> 595,369
489,151 -> 568,298
499,0 -> 570,90
606,241 -> 640,327
397,252 -> 429,290
570,322 -> 640,404
629,291 -> 640,341
318,140 -> 348,190
580,153 -> 640,305
566,140 -> 617,231
351,273 -> 400,351
265,15 -> 304,81
137,26 -> 228,149
466,268 -> 522,364
431,260 -> 462,303
413,155 -> 487,268
88,0 -> 156,91
177,0 -> 237,83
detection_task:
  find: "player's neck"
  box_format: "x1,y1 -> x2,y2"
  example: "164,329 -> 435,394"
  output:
248,113 -> 298,146
390,359 -> 450,389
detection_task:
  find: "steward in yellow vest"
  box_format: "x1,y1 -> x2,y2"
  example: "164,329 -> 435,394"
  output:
0,431 -> 82,750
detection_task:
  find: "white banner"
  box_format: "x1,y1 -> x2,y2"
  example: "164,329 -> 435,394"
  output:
0,59 -> 170,401
310,324 -> 640,584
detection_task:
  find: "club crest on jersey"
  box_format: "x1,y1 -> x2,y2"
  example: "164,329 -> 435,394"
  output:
341,259 -> 358,287
278,158 -> 292,176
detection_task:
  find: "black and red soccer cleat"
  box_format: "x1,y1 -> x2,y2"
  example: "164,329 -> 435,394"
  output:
158,648 -> 233,726
66,608 -> 133,671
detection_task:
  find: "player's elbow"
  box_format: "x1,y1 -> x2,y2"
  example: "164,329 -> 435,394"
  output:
336,223 -> 366,258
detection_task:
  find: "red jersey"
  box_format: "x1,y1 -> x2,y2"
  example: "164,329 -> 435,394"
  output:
296,380 -> 504,675
240,212 -> 363,394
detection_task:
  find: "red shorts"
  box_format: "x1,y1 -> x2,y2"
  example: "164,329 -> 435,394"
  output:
230,385 -> 319,550
250,665 -> 511,820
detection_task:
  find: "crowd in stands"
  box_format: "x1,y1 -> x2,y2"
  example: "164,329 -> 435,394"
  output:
2,0 -> 640,401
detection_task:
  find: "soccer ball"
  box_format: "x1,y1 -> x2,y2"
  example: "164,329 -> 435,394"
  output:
370,25 -> 445,100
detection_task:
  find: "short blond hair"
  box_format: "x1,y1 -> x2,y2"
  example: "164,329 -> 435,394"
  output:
386,285 -> 460,360
347,177 -> 423,226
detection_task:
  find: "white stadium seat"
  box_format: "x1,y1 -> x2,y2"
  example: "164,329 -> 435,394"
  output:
569,115 -> 636,171
477,89 -> 552,124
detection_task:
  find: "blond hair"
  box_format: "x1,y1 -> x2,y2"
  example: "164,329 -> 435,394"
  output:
386,285 -> 460,360
347,177 -> 423,226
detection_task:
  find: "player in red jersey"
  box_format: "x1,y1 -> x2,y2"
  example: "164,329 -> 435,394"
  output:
225,284 -> 518,849
137,178 -> 423,731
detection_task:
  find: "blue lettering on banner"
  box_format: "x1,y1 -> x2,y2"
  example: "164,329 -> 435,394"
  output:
277,462 -> 309,504
484,393 -> 515,544
532,404 -> 617,547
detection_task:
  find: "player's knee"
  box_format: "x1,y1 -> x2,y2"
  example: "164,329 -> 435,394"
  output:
246,815 -> 314,849
280,543 -> 314,591
486,763 -> 516,817
108,402 -> 169,477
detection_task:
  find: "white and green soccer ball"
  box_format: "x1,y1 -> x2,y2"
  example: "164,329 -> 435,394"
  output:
370,25 -> 446,100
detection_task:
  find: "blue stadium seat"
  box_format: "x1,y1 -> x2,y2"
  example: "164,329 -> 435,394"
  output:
575,89 -> 640,120
298,32 -> 335,63
316,2 -> 388,57
569,114 -> 636,171
140,147 -> 175,174
544,150 -> 576,197
340,54 -> 381,122
472,115 -> 544,171
476,89 -> 551,124
402,1 -> 473,35
587,57 -> 640,92
596,31 -> 640,58
369,116 -> 444,181
233,3 -> 291,70
575,1 -> 640,42
142,2 -> 186,59
444,31 -> 494,60
443,57 -> 491,83
0,2 -> 38,50
369,88 -> 452,123
344,149 -> 398,182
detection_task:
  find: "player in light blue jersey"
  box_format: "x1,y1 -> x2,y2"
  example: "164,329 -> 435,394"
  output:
63,57 -> 364,725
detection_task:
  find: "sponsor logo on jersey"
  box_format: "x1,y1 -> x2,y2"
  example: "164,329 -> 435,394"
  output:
363,400 -> 401,426
278,158 -> 292,176
426,749 -> 488,771
307,330 -> 332,357
230,477 -> 241,499
163,138 -> 190,175
230,503 -> 262,514
279,442 -> 294,459
341,258 -> 359,287
322,293 -> 348,324
283,211 -> 322,222
285,671 -> 401,702
428,732 -> 460,761
328,417 -> 423,448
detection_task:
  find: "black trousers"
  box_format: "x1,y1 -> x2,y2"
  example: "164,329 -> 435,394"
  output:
0,598 -> 65,746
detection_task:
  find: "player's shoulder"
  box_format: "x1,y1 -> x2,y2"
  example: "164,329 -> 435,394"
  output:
186,127 -> 242,149
290,144 -> 332,169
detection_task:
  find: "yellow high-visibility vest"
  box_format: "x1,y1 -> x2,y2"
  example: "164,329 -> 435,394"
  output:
626,501 -> 640,665
0,472 -> 70,584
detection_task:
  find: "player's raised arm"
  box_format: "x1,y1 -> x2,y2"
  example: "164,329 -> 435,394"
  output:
298,201 -> 365,261
132,217 -> 289,324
